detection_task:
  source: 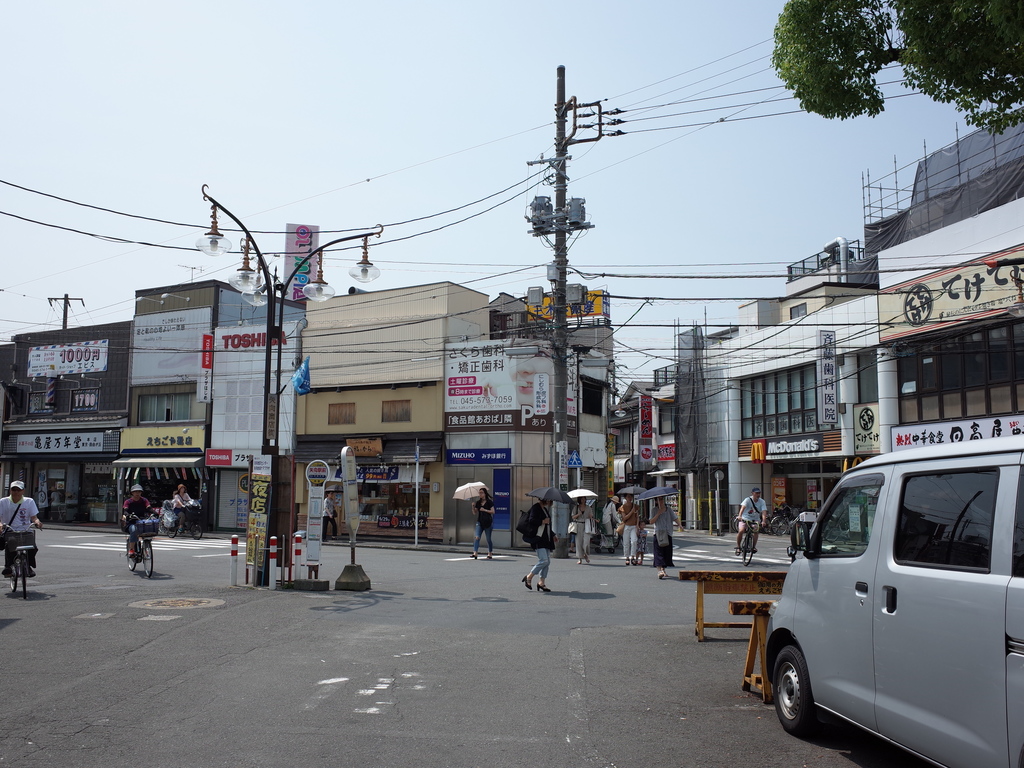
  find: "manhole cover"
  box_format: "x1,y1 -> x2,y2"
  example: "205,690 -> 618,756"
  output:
128,598 -> 225,609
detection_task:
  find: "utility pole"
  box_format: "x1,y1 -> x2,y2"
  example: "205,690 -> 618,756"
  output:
527,66 -> 601,557
48,294 -> 84,330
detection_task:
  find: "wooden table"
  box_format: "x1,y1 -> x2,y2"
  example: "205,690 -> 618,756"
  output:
729,600 -> 775,702
677,570 -> 787,641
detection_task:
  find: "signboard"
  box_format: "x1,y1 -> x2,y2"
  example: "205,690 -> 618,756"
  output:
817,330 -> 838,425
131,307 -> 213,385
346,437 -> 383,457
15,432 -> 105,453
304,460 -> 329,565
766,433 -> 825,457
657,444 -> 675,462
246,461 -> 271,570
854,403 -> 881,454
567,450 -> 582,468
445,448 -> 512,465
286,224 -> 320,302
879,247 -> 1024,342
120,426 -> 205,455
28,340 -> 108,377
639,395 -> 653,439
340,447 -> 360,537
892,414 -> 1024,451
445,340 -> 556,433
526,290 -> 610,322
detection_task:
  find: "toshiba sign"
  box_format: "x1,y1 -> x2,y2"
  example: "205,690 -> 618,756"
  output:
220,331 -> 286,349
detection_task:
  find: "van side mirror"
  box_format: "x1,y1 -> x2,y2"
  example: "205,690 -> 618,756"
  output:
789,520 -> 818,561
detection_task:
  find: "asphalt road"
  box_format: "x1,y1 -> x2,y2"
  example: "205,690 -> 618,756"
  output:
2,527 -> 929,768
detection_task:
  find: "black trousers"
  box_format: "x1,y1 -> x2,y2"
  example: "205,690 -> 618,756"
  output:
323,516 -> 337,538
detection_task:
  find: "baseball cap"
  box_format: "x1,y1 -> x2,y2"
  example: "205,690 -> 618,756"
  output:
751,487 -> 761,493
130,484 -> 144,492
9,480 -> 25,490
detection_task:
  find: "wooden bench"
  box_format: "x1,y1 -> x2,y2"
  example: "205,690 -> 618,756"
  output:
729,600 -> 775,702
677,570 -> 787,641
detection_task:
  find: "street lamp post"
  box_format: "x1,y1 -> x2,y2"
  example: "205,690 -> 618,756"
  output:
196,185 -> 382,577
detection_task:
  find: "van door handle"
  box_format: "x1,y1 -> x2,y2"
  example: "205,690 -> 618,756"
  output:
883,585 -> 897,613
855,581 -> 868,593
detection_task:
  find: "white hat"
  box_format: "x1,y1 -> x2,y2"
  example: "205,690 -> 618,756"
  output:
130,484 -> 144,492
9,480 -> 25,490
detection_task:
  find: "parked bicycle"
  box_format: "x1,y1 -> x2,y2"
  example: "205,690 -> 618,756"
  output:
768,503 -> 800,536
7,528 -> 39,599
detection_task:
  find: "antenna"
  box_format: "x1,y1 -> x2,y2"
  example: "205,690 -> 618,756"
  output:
178,264 -> 207,282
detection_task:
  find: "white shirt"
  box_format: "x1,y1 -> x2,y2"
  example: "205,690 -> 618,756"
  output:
0,495 -> 40,531
740,496 -> 767,522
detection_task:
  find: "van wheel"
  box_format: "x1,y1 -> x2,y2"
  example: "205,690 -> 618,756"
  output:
773,646 -> 819,736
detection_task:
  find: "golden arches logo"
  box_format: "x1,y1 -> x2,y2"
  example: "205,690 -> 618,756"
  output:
750,440 -> 767,464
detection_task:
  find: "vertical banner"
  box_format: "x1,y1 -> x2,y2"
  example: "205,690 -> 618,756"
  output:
286,224 -> 320,302
246,456 -> 272,569
771,476 -> 787,510
817,330 -> 838,425
639,395 -> 653,439
197,334 -> 214,403
492,467 -> 511,530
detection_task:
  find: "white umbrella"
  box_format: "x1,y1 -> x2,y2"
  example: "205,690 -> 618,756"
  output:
567,489 -> 598,499
452,482 -> 486,500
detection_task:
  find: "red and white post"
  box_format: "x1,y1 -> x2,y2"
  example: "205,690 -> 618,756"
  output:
268,536 -> 278,590
229,535 -> 239,586
291,533 -> 303,584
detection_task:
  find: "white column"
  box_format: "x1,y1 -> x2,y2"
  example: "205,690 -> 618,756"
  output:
839,353 -> 860,456
877,348 -> 899,454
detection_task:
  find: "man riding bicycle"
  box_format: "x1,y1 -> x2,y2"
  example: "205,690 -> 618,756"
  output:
1,480 -> 42,577
735,487 -> 769,556
122,484 -> 154,557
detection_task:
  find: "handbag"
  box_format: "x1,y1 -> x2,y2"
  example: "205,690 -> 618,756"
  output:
656,529 -> 670,547
615,522 -> 625,536
568,521 -> 579,534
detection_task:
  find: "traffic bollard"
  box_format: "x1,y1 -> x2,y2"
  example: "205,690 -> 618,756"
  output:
269,536 -> 278,590
229,535 -> 238,587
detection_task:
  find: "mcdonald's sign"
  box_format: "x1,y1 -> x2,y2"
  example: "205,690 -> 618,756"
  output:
750,439 -> 768,464
842,456 -> 865,472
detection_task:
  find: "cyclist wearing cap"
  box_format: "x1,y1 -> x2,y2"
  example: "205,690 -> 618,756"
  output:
736,487 -> 768,556
1,481 -> 42,577
122,484 -> 154,557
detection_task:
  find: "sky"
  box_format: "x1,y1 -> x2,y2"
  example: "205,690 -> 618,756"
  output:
0,1 -> 970,387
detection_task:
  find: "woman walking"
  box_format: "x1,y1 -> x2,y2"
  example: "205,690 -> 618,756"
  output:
522,498 -> 555,592
572,497 -> 595,564
471,486 -> 495,560
650,495 -> 677,578
619,493 -> 639,565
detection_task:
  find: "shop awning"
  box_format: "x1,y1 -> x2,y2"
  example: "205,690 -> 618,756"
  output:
113,457 -> 205,468
383,438 -> 442,464
649,468 -> 680,476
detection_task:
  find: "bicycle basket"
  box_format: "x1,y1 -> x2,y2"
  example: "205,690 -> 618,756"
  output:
183,506 -> 202,522
135,518 -> 160,538
4,529 -> 36,551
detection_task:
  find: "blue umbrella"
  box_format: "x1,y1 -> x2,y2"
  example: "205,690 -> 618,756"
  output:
637,486 -> 678,501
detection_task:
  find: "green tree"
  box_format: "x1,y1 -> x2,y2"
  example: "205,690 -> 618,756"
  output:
772,0 -> 1024,131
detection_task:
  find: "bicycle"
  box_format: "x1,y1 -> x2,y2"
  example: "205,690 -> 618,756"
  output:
125,515 -> 158,578
738,520 -> 760,566
6,528 -> 39,599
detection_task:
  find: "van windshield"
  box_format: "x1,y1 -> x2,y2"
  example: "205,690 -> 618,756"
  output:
817,475 -> 883,557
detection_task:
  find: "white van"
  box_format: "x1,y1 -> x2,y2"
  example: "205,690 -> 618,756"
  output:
766,434 -> 1024,768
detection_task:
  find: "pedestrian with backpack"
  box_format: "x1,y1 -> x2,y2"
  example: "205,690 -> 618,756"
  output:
520,498 -> 555,592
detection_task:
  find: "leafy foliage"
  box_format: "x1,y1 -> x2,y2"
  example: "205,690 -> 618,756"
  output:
773,0 -> 1024,131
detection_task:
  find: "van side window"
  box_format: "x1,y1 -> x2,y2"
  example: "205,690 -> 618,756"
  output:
894,469 -> 997,571
817,474 -> 883,557
1013,467 -> 1024,578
